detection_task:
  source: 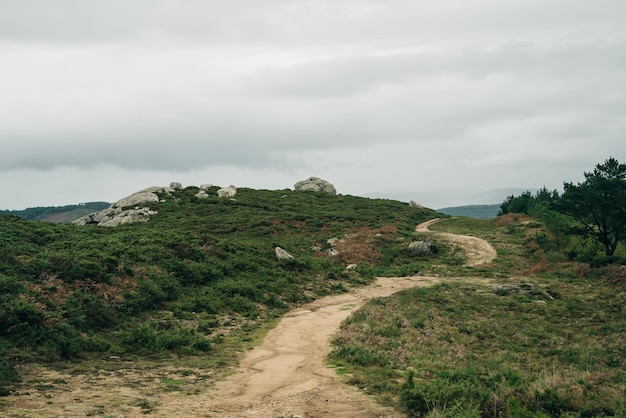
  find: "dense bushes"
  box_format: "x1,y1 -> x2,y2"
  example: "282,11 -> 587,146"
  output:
499,158 -> 626,263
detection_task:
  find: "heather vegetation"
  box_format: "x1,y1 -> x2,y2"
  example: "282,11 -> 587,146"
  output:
2,158 -> 625,417
329,158 -> 626,417
330,216 -> 626,417
0,186 -> 437,394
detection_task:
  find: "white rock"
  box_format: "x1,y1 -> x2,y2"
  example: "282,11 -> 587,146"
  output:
217,185 -> 237,198
294,177 -> 337,195
275,247 -> 295,260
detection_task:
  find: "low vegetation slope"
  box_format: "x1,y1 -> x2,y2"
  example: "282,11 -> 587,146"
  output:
330,216 -> 626,417
0,202 -> 110,223
0,186 -> 438,392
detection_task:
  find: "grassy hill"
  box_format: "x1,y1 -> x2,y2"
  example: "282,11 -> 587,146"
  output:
0,186 -> 439,392
1,188 -> 624,416
330,216 -> 626,417
0,202 -> 110,223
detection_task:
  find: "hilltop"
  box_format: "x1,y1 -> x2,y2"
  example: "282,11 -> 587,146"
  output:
0,184 -> 438,388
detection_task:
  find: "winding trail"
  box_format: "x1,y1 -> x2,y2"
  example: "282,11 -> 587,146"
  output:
159,218 -> 497,417
416,218 -> 497,266
6,218 -> 497,417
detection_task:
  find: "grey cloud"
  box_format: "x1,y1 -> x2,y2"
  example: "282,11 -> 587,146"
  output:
2,1 -> 624,46
0,0 -> 282,43
1,0 -> 625,209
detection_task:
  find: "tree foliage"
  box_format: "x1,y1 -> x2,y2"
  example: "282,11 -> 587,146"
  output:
560,157 -> 626,256
498,187 -> 560,217
499,157 -> 626,260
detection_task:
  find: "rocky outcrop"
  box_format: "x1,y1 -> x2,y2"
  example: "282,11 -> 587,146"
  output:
294,177 -> 337,195
408,240 -> 432,256
113,186 -> 174,209
73,185 -> 175,227
275,247 -> 294,260
99,207 -> 158,227
217,185 -> 237,198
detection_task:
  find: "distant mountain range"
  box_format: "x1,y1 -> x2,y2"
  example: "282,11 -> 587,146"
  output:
0,202 -> 110,223
436,204 -> 501,219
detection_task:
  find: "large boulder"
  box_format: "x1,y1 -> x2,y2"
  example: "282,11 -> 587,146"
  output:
294,177 -> 337,195
98,207 -> 157,227
73,185 -> 175,227
112,186 -> 173,209
195,190 -> 209,199
217,185 -> 237,198
275,247 -> 294,260
408,241 -> 432,256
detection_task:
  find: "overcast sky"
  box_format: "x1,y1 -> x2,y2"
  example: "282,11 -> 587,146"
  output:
1,1 -> 625,210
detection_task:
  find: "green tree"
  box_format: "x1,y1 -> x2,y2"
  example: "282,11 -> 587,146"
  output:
560,157 -> 626,257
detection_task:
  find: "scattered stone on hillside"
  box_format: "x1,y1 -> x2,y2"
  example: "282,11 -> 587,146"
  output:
311,246 -> 322,252
409,200 -> 423,208
195,190 -> 209,199
294,177 -> 337,195
493,282 -> 555,300
73,186 -> 175,226
327,248 -> 339,257
326,237 -> 345,246
408,240 -> 432,256
217,185 -> 237,198
200,184 -> 214,190
275,247 -> 294,260
346,264 -> 358,270
492,282 -> 539,296
169,182 -> 183,189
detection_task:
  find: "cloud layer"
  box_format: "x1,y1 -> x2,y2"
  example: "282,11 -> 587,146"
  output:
1,1 -> 625,209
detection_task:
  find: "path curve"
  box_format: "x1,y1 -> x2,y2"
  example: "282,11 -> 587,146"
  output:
6,219 -> 497,417
158,219 -> 498,417
416,218 -> 497,266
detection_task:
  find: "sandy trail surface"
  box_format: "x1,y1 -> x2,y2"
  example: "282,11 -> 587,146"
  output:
6,219 -> 496,418
416,218 -> 497,266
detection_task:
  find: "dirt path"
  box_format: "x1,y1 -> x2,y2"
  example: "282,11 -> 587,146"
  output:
6,219 -> 496,418
416,218 -> 497,266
